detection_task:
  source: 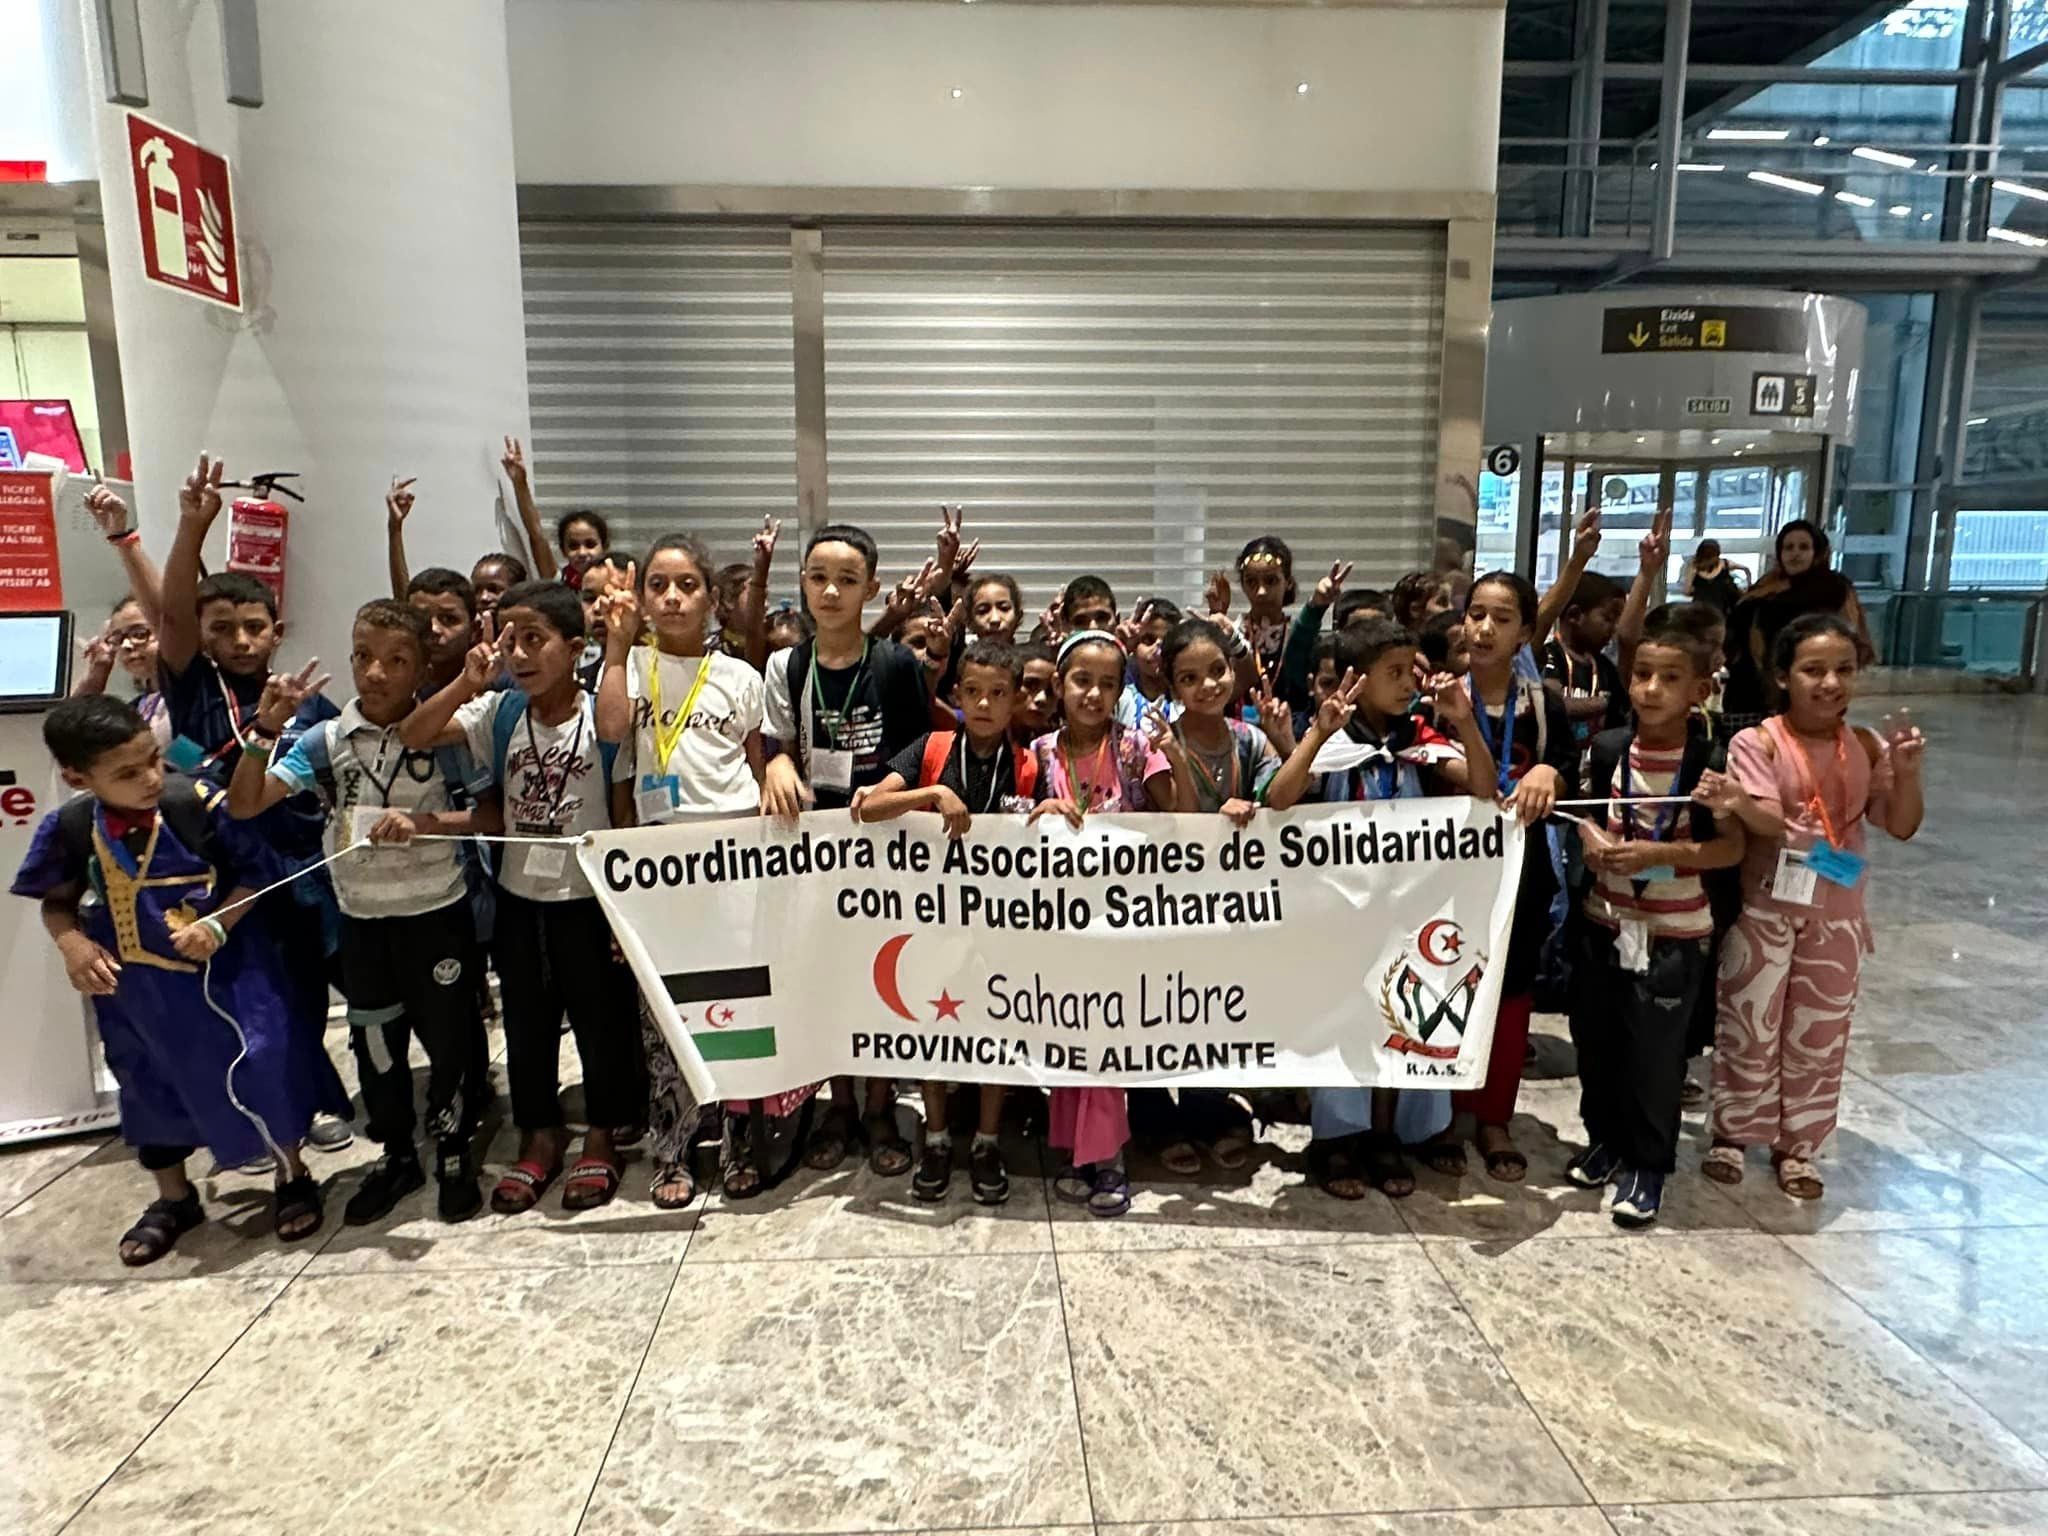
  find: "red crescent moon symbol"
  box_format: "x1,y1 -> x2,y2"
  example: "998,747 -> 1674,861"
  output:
871,933 -> 918,1023
1417,919 -> 1461,967
702,1004 -> 725,1030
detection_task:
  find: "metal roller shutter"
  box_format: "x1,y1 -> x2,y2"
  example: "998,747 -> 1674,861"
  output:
821,223 -> 1446,618
519,222 -> 800,586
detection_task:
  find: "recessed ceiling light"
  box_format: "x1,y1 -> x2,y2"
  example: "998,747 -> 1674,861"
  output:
1989,226 -> 2048,246
1889,204 -> 1913,216
1969,416 -> 1989,425
1995,179 -> 2048,203
1835,190 -> 1876,208
1748,170 -> 1826,196
1678,162 -> 1726,173
1852,146 -> 1917,169
1709,127 -> 1790,141
1296,81 -> 1311,95
1921,212 -> 1936,221
949,87 -> 964,99
1813,135 -> 1832,146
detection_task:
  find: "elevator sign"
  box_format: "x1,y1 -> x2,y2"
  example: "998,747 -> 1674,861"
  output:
1601,305 -> 1807,356
125,112 -> 241,311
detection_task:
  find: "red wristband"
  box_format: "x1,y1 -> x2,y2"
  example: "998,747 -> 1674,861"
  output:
107,530 -> 140,547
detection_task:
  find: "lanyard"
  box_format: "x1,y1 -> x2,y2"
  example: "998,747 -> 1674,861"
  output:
1617,742 -> 1682,843
1771,716 -> 1853,849
358,727 -> 409,806
1060,730 -> 1114,814
808,640 -> 871,750
203,665 -> 256,765
1468,672 -> 1518,797
646,647 -> 712,776
1176,722 -> 1239,808
522,696 -> 588,831
958,733 -> 1011,813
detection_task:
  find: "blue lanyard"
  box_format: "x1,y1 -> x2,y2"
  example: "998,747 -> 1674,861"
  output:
1469,672 -> 1517,796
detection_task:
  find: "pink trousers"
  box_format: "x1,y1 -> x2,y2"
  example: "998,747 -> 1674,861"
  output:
1049,1087 -> 1129,1167
1711,904 -> 1868,1159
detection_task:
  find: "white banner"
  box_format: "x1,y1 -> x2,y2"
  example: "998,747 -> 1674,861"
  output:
581,801 -> 1526,1104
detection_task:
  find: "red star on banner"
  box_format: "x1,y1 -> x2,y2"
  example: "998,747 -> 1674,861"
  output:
930,990 -> 963,1022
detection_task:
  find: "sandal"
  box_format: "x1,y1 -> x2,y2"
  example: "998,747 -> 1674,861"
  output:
863,1109 -> 913,1178
1210,1129 -> 1254,1171
1053,1164 -> 1092,1204
651,1162 -> 696,1211
1363,1134 -> 1415,1199
562,1155 -> 622,1211
1476,1126 -> 1526,1184
119,1190 -> 204,1267
490,1157 -> 562,1215
803,1103 -> 857,1171
1086,1164 -> 1131,1218
1774,1154 -> 1824,1201
272,1173 -> 324,1243
1419,1138 -> 1468,1178
1160,1140 -> 1203,1176
1702,1143 -> 1745,1186
721,1160 -> 764,1202
1310,1137 -> 1368,1201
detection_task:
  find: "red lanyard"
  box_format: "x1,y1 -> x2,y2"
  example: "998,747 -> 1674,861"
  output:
1178,723 -> 1238,807
1770,717 -> 1852,850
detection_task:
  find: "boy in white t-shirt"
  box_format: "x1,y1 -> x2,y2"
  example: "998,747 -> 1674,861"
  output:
401,581 -> 640,1217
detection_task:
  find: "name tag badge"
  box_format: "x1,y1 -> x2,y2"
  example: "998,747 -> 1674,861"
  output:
812,748 -> 855,793
349,806 -> 386,845
166,735 -> 206,773
1807,843 -> 1867,889
1771,848 -> 1819,906
636,774 -> 680,825
1616,920 -> 1652,975
522,843 -> 568,882
1634,866 -> 1677,885
998,794 -> 1034,815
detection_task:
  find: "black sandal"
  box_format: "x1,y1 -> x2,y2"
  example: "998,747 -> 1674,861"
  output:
1419,1138 -> 1468,1177
863,1108 -> 913,1178
651,1162 -> 697,1211
119,1190 -> 204,1267
722,1159 -> 764,1201
1477,1126 -> 1527,1184
1309,1137 -> 1369,1201
1363,1134 -> 1415,1199
802,1103 -> 857,1171
273,1173 -> 324,1243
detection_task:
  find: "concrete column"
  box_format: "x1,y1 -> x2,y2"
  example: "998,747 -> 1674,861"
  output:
76,0 -> 530,665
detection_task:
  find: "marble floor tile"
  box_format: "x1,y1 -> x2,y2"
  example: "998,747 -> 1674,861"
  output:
1048,1121 -> 1410,1253
1059,1244 -> 1589,1521
1787,1226 -> 2048,1453
686,1132 -> 1051,1262
1605,1489 -> 2048,1535
306,1120 -> 696,1275
1432,1233 -> 2048,1504
63,1265 -> 672,1536
1703,1073 -> 2048,1235
1122,1514 -> 1616,1536
1397,1086 -> 1759,1244
0,1276 -> 287,1536
0,1133 -> 108,1217
578,1253 -> 1088,1535
1866,1068 -> 2048,1181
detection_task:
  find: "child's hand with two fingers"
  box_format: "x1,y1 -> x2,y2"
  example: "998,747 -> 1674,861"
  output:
255,658 -> 331,736
1881,709 -> 1927,775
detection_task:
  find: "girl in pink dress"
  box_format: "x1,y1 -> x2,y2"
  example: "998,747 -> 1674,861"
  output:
1694,613 -> 1925,1200
1028,629 -> 1183,1216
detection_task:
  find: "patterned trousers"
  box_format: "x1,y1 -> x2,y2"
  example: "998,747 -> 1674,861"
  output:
1711,904 -> 1867,1159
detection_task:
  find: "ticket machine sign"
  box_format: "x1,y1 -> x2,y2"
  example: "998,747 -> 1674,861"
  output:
125,111 -> 241,311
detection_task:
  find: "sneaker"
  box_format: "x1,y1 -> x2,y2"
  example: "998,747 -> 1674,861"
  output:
1565,1142 -> 1620,1189
343,1154 -> 424,1226
435,1142 -> 482,1223
912,1140 -> 953,1203
1610,1168 -> 1665,1229
306,1113 -> 354,1154
969,1140 -> 1010,1206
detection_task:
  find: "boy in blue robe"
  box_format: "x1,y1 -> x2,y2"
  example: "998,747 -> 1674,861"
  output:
12,696 -> 349,1265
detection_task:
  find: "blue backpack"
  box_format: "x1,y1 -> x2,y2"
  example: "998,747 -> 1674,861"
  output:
485,691 -> 619,802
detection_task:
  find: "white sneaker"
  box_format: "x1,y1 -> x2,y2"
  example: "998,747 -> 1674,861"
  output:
306,1114 -> 354,1153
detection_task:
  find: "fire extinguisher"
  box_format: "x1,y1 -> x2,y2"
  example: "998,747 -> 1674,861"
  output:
222,470 -> 302,617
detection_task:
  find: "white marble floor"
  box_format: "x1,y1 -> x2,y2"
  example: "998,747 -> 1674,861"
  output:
4,694 -> 2047,1536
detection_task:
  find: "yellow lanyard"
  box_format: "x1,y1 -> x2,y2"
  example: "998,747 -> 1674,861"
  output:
645,647 -> 712,777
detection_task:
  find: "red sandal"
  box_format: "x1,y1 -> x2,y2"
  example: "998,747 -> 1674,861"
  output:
562,1156 -> 622,1212
490,1158 -> 561,1215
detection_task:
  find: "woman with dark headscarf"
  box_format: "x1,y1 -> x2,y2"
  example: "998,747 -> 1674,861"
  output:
1721,520 -> 1871,733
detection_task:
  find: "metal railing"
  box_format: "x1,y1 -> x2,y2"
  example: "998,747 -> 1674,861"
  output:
1877,588 -> 2048,681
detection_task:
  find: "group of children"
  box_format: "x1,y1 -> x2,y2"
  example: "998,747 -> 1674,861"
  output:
25,448 -> 1924,1264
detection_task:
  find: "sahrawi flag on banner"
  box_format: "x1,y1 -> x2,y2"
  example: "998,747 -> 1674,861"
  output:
581,800 -> 1526,1105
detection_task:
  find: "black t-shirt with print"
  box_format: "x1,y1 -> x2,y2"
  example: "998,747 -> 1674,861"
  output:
766,638 -> 930,809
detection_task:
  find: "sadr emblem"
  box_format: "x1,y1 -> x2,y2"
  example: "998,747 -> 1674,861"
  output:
1380,919 -> 1485,1061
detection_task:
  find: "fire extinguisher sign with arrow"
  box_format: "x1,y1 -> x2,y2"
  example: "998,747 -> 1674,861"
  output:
124,112 -> 241,311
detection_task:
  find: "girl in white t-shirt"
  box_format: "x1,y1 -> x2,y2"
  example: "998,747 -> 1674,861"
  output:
596,534 -> 770,1207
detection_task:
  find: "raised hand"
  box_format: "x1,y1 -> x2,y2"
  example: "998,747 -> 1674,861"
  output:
1641,505 -> 1672,573
179,453 -> 225,526
85,482 -> 131,538
1571,503 -> 1603,563
1881,709 -> 1926,773
933,505 -> 965,576
752,514 -> 782,574
1314,668 -> 1366,737
1114,614 -> 1145,655
953,538 -> 981,580
79,623 -> 117,677
386,476 -> 417,529
599,570 -> 643,653
501,436 -> 529,487
1143,699 -> 1185,762
462,613 -> 506,692
255,657 -> 330,734
1313,560 -> 1354,608
1038,598 -> 1065,642
1252,678 -> 1294,757
1430,671 -> 1474,726
1204,570 -> 1232,616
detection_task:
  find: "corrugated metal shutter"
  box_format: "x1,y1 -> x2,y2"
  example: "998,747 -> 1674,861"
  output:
821,223 -> 1446,617
519,223 -> 800,586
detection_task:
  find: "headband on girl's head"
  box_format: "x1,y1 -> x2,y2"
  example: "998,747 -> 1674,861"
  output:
1056,629 -> 1125,667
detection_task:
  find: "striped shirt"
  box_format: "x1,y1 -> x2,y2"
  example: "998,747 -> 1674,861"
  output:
1584,738 -> 1713,941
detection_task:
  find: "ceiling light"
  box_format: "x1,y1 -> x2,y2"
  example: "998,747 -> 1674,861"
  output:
1709,127 -> 1791,141
1296,81 -> 1310,95
949,86 -> 964,99
1921,211 -> 1936,221
1995,179 -> 2048,203
1969,416 -> 1989,425
1678,162 -> 1726,172
1835,190 -> 1876,207
1813,135 -> 1832,146
1748,170 -> 1826,196
1852,145 -> 1918,169
1889,204 -> 1913,216
1989,226 -> 2048,246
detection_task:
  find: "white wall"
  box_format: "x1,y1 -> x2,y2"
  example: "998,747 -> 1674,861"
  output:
507,0 -> 1503,193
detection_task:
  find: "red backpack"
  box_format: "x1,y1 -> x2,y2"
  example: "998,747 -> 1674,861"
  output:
917,731 -> 1038,801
